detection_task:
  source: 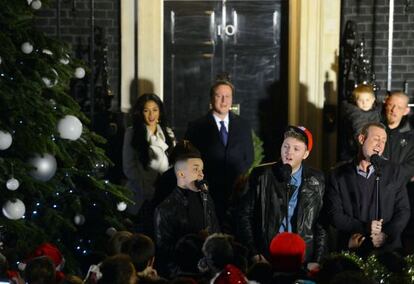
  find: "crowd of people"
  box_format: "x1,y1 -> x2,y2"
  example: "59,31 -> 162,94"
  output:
3,79 -> 414,283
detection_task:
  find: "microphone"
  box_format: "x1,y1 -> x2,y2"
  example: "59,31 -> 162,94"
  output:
281,163 -> 293,182
195,180 -> 209,192
273,163 -> 292,182
370,154 -> 382,176
370,154 -> 382,167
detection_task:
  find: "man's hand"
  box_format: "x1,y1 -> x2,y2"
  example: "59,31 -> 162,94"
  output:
371,219 -> 383,235
371,232 -> 387,248
348,233 -> 365,249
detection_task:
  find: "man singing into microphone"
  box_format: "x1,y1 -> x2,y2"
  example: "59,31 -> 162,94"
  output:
326,122 -> 410,255
238,126 -> 327,266
154,141 -> 220,276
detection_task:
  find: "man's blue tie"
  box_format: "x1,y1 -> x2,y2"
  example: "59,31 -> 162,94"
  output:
219,121 -> 228,146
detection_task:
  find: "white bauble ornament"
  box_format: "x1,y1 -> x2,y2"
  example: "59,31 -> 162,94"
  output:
0,131 -> 12,150
74,214 -> 85,225
106,227 -> 117,237
42,69 -> 58,88
31,0 -> 42,10
2,199 -> 25,220
59,58 -> 69,65
42,77 -> 53,88
28,153 -> 57,182
6,178 -> 20,191
59,54 -> 70,65
42,49 -> 53,55
116,201 -> 127,212
57,115 -> 83,140
74,67 -> 85,79
21,42 -> 33,54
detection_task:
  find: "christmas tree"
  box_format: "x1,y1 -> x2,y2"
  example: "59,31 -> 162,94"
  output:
0,0 -> 131,271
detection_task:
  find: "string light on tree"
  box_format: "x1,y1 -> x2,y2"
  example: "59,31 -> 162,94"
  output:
2,198 -> 26,220
21,42 -> 33,54
0,130 -> 12,150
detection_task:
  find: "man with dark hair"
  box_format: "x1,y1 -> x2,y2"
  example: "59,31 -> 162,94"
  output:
238,126 -> 326,267
185,78 -> 254,230
154,148 -> 219,277
326,122 -> 410,254
121,233 -> 156,275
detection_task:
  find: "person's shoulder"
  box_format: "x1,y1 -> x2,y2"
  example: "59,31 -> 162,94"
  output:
304,166 -> 323,178
229,112 -> 249,124
328,160 -> 353,176
250,162 -> 276,177
187,113 -> 212,131
157,188 -> 181,208
302,166 -> 325,184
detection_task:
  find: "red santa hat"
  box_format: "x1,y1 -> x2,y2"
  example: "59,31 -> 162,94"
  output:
269,232 -> 306,272
286,126 -> 313,153
214,264 -> 248,284
18,243 -> 65,281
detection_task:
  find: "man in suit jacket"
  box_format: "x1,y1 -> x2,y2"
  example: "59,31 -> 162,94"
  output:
185,78 -> 254,229
326,122 -> 410,255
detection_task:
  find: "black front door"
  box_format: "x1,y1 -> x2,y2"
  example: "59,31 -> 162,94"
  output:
164,0 -> 288,157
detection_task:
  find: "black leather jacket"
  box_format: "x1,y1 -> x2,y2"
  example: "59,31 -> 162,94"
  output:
154,187 -> 220,262
237,163 -> 327,263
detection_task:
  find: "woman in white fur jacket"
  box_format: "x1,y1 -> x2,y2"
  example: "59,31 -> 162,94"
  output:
123,93 -> 175,220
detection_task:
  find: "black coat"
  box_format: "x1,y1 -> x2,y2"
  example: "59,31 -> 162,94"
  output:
185,112 -> 254,222
325,160 -> 410,252
383,120 -> 414,182
154,187 -> 219,254
237,163 -> 327,263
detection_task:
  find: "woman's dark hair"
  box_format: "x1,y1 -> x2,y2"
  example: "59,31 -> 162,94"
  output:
98,254 -> 135,284
130,93 -> 174,168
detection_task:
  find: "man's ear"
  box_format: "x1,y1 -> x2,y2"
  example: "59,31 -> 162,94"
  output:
358,133 -> 365,145
302,150 -> 310,160
404,106 -> 410,116
176,170 -> 185,178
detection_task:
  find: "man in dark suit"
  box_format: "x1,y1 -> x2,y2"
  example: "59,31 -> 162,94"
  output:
326,122 -> 410,255
185,78 -> 254,229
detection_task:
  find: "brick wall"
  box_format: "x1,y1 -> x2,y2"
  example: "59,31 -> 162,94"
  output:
33,0 -> 120,108
342,0 -> 414,98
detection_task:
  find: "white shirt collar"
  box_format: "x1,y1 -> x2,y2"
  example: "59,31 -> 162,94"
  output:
212,113 -> 229,131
